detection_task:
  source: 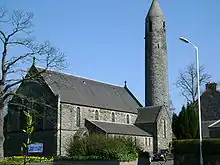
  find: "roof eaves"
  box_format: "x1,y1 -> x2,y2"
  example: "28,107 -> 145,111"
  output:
60,101 -> 138,114
124,86 -> 143,107
35,66 -> 57,98
208,119 -> 220,128
86,119 -> 108,133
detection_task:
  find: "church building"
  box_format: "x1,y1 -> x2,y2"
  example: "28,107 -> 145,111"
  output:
5,0 -> 172,156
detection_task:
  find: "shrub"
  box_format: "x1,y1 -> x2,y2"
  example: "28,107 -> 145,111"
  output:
65,134 -> 140,161
172,138 -> 220,156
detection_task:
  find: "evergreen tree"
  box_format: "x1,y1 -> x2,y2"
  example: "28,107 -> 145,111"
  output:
172,103 -> 199,139
172,112 -> 180,139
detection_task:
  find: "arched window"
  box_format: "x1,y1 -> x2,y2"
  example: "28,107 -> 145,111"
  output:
126,114 -> 130,124
76,107 -> 80,127
162,119 -> 166,138
111,112 -> 115,122
95,110 -> 99,120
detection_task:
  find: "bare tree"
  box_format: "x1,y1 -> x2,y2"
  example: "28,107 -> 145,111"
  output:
176,63 -> 211,103
0,8 -> 65,159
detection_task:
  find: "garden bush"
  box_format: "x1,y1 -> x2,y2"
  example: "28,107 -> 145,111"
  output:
172,138 -> 220,155
65,133 -> 141,161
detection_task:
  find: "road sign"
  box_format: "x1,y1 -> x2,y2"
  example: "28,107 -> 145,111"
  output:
28,143 -> 43,153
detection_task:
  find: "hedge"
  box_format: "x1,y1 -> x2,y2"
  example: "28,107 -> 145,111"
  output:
65,133 -> 142,161
172,138 -> 220,155
0,156 -> 53,164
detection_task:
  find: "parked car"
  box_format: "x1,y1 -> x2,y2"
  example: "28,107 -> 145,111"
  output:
152,149 -> 169,161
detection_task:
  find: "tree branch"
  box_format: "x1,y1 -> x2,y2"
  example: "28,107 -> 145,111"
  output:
176,63 -> 211,103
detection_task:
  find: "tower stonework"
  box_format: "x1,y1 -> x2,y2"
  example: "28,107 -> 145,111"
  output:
145,0 -> 172,151
145,0 -> 168,109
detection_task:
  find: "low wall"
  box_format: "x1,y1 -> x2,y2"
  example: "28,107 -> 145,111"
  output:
26,159 -> 146,165
174,155 -> 220,165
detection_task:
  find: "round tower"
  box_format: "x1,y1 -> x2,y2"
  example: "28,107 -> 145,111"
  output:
145,0 -> 169,111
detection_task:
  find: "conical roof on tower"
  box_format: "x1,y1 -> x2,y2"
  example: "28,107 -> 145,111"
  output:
147,0 -> 164,18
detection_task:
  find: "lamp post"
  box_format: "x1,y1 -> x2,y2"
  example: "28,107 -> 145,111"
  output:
179,36 -> 203,165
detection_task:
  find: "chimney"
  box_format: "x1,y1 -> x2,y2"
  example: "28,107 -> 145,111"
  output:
206,82 -> 217,92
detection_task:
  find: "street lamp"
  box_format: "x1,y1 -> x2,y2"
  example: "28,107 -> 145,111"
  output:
179,36 -> 203,165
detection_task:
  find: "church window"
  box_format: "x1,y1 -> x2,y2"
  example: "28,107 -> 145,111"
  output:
95,110 -> 99,120
149,21 -> 152,32
158,44 -> 160,48
145,137 -> 151,146
162,119 -> 166,138
76,107 -> 80,127
126,114 -> 130,124
111,112 -> 115,122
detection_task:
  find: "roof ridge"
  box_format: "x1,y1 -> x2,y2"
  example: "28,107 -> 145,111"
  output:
36,66 -> 124,89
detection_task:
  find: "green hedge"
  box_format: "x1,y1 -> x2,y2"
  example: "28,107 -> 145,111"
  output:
0,156 -> 53,164
65,134 -> 141,161
172,138 -> 220,155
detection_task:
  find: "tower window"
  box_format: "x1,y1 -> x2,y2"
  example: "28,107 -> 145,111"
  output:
163,22 -> 166,31
95,110 -> 99,120
149,21 -> 152,32
126,114 -> 130,124
158,44 -> 160,48
111,112 -> 115,122
76,107 -> 80,127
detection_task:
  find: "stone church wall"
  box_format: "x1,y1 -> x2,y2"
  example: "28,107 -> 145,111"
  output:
156,106 -> 172,152
57,102 -> 138,156
59,103 -> 137,131
134,123 -> 157,153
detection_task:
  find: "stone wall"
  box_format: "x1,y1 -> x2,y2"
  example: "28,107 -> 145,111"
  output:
60,103 -> 137,131
209,127 -> 220,138
58,103 -> 138,156
174,155 -> 220,165
5,131 -> 57,157
145,4 -> 169,110
26,159 -> 150,165
134,123 -> 157,153
156,106 -> 172,152
5,78 -> 58,157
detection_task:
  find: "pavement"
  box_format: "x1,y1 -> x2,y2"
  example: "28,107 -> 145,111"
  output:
151,160 -> 173,165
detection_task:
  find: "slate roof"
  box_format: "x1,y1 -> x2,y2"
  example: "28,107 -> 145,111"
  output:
35,67 -> 142,114
202,120 -> 216,138
135,106 -> 162,123
87,120 -> 152,137
147,0 -> 164,18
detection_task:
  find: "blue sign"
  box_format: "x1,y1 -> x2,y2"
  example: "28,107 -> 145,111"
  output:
28,143 -> 43,153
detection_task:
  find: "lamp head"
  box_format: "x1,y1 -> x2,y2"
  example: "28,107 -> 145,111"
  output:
179,37 -> 189,43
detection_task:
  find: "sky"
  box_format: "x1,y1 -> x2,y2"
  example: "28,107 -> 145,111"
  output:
1,0 -> 220,114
